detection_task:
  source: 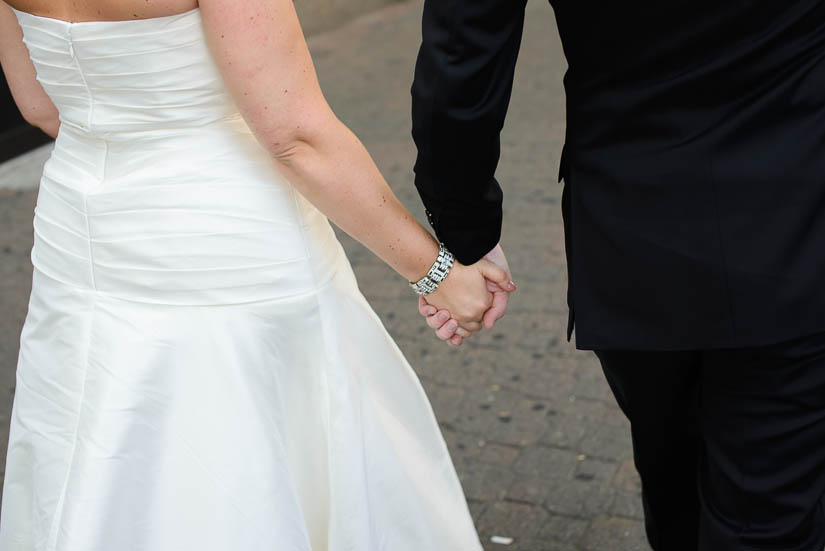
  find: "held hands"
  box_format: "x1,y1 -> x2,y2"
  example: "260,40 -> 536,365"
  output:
419,244 -> 515,347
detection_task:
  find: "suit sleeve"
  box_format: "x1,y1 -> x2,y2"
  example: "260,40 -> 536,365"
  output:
411,0 -> 528,265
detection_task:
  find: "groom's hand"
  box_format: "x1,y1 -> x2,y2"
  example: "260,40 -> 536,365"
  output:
419,244 -> 515,346
479,244 -> 514,330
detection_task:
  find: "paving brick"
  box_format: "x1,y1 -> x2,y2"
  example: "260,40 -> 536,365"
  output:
506,477 -> 562,507
609,490 -> 645,522
577,422 -> 634,463
542,477 -> 616,519
574,458 -> 620,489
478,442 -> 522,467
537,513 -> 590,545
457,462 -> 515,504
538,402 -> 605,451
513,446 -> 581,480
580,516 -> 648,551
477,501 -> 549,543
612,459 -> 642,492
419,381 -> 465,426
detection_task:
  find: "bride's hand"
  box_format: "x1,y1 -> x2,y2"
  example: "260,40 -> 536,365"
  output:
419,298 -> 473,346
419,244 -> 516,346
424,259 -> 512,334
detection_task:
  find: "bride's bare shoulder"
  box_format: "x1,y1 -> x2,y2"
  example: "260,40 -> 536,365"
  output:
1,0 -> 198,22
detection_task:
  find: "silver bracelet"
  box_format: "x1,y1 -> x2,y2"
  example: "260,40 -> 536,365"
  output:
410,243 -> 455,296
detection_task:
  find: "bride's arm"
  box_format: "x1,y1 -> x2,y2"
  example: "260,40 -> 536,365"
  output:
199,0 -> 434,282
200,0 -> 511,327
0,2 -> 60,138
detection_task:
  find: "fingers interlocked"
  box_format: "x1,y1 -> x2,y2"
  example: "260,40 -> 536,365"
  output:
416,245 -> 515,347
418,297 -> 485,347
418,297 -> 469,346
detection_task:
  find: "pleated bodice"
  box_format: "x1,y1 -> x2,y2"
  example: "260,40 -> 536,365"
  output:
15,8 -> 236,134
11,8 -> 342,306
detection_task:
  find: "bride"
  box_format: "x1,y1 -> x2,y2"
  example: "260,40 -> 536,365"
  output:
0,0 -> 515,549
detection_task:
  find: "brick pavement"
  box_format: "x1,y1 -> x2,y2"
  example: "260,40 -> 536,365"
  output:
0,2 -> 648,549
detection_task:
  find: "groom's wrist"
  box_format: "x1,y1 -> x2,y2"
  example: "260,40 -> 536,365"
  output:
437,229 -> 501,266
422,207 -> 502,266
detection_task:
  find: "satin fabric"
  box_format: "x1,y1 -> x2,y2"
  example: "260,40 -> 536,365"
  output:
0,9 -> 482,551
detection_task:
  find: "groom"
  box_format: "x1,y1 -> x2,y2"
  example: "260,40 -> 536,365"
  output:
411,1 -> 825,549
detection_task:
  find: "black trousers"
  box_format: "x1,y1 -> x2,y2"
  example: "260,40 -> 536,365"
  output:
596,332 -> 825,551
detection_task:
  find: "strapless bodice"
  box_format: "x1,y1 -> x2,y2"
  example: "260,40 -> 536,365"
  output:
9,8 -> 344,306
13,8 -> 237,134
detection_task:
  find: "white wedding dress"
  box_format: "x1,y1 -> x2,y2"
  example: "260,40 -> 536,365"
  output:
0,8 -> 482,551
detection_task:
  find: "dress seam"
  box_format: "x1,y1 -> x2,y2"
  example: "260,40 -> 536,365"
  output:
67,27 -> 95,132
82,193 -> 98,291
69,27 -> 104,290
288,189 -> 339,547
45,294 -> 97,550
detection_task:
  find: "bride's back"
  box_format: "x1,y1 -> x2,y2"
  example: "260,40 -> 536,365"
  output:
7,0 -> 338,306
12,5 -> 237,135
4,0 -> 198,22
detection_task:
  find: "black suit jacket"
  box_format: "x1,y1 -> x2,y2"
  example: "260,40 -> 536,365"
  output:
412,0 -> 825,350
